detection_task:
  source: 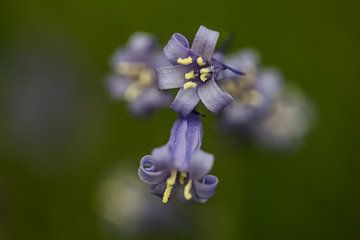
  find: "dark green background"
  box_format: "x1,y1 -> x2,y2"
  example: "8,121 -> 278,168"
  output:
0,0 -> 359,239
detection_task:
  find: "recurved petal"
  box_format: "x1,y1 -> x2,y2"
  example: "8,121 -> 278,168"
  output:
138,155 -> 169,185
189,150 -> 214,180
193,175 -> 219,200
157,65 -> 190,90
191,25 -> 219,61
170,88 -> 200,117
198,78 -> 233,113
164,33 -> 190,64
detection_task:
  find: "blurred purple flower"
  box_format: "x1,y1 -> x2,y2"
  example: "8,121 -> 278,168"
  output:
220,49 -> 282,128
138,112 -> 218,203
157,25 -> 243,116
107,32 -> 171,116
251,85 -> 314,150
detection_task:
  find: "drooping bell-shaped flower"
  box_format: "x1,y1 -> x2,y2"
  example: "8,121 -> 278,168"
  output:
157,25 -> 244,117
107,32 -> 171,116
138,112 -> 218,203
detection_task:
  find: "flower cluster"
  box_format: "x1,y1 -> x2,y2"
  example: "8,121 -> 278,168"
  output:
219,49 -> 313,149
106,25 -> 314,203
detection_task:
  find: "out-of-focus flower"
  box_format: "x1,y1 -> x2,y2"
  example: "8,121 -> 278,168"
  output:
97,164 -> 191,236
220,49 -> 282,128
107,32 -> 171,116
251,86 -> 314,149
138,112 -> 218,203
157,25 -> 243,116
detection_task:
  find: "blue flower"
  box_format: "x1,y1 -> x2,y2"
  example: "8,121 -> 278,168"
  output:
107,32 -> 171,116
138,112 -> 218,203
251,85 -> 314,150
220,49 -> 283,128
157,26 -> 244,117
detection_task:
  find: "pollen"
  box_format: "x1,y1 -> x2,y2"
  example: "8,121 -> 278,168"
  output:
162,170 -> 177,204
183,81 -> 197,90
196,56 -> 206,66
177,56 -> 193,65
200,74 -> 208,82
184,179 -> 193,200
179,171 -> 187,185
200,67 -> 211,74
185,70 -> 196,80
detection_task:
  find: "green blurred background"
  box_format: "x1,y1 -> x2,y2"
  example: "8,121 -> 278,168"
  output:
0,0 -> 359,239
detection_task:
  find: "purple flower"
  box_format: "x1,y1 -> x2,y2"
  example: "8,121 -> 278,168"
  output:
107,32 -> 171,116
220,49 -> 283,128
157,26 -> 243,116
138,112 -> 218,203
251,86 -> 314,150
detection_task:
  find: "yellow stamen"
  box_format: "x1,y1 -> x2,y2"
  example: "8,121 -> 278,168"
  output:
247,90 -> 264,106
185,70 -> 196,80
183,81 -> 197,90
200,74 -> 208,82
138,69 -> 154,86
177,56 -> 193,65
179,171 -> 187,185
196,57 -> 206,66
184,179 -> 192,200
123,83 -> 142,101
200,67 -> 211,74
162,170 -> 177,204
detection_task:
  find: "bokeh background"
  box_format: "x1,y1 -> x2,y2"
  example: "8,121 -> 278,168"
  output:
0,0 -> 359,239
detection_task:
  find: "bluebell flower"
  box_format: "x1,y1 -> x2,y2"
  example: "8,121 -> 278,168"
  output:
107,32 -> 171,116
220,49 -> 282,128
138,112 -> 218,203
251,85 -> 314,149
157,26 -> 244,117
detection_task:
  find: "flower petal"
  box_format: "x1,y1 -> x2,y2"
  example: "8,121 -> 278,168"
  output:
193,175 -> 219,200
149,182 -> 167,198
168,113 -> 202,172
138,155 -> 169,185
198,78 -> 233,113
127,32 -> 157,54
256,68 -> 282,100
157,65 -> 190,90
106,75 -> 131,99
151,145 -> 172,169
189,150 -> 214,180
171,88 -> 200,116
163,33 -> 190,64
129,87 -> 170,116
191,25 -> 219,61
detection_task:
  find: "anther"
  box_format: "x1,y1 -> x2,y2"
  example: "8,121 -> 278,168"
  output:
177,56 -> 193,65
183,81 -> 197,90
184,179 -> 192,200
200,74 -> 208,82
179,172 -> 187,185
196,57 -> 206,66
162,170 -> 177,204
185,70 -> 196,80
200,67 -> 211,74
